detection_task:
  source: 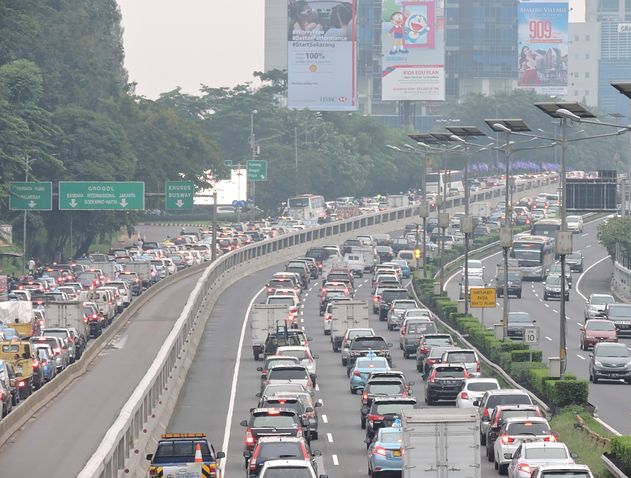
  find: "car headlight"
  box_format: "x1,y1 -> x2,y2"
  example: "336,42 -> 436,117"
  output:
594,361 -> 603,367
625,362 -> 631,369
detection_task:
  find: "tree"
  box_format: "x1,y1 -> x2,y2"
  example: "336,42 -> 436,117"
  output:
598,216 -> 631,258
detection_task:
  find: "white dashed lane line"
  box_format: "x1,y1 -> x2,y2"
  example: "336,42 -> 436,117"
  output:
332,455 -> 340,466
545,336 -> 552,341
552,309 -> 558,313
327,433 -> 334,443
322,414 -> 328,423
544,304 -> 550,308
577,355 -> 586,360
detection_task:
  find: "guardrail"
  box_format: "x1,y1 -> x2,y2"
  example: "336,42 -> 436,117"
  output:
71,177 -> 554,478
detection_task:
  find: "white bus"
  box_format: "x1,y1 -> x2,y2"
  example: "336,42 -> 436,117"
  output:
286,194 -> 327,225
510,234 -> 555,281
426,170 -> 464,197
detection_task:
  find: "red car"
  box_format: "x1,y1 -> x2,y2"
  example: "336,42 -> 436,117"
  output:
580,319 -> 618,350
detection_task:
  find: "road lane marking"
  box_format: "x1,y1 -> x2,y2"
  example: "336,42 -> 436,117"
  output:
327,433 -> 334,443
545,336 -> 552,341
581,233 -> 588,237
577,354 -> 585,360
332,455 -> 339,466
544,304 -> 550,308
576,255 -> 611,301
300,318 -> 304,323
220,286 -> 266,474
305,293 -> 309,297
586,244 -> 591,248
322,414 -> 328,423
315,384 -> 320,391
358,284 -> 363,288
552,309 -> 558,313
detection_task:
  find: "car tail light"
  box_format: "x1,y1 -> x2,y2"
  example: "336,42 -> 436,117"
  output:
373,296 -> 380,302
428,370 -> 436,383
18,380 -> 26,388
267,287 -> 273,293
367,414 -> 384,423
362,392 -> 368,400
54,347 -> 61,355
518,464 -> 532,474
245,428 -> 254,445
460,391 -> 469,400
374,445 -> 387,456
353,370 -> 361,376
32,360 -> 39,368
249,445 -> 261,470
483,407 -> 490,418
401,327 -> 406,335
426,358 -> 436,366
543,435 -> 556,442
0,391 -> 4,401
476,360 -> 481,373
419,347 -> 429,355
500,435 -> 514,444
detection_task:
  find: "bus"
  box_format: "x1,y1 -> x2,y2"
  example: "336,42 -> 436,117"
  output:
531,218 -> 561,238
286,194 -> 327,225
510,234 -> 555,281
426,170 -> 464,197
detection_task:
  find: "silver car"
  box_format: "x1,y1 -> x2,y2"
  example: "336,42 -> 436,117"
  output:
584,293 -> 615,321
386,299 -> 419,331
340,328 -> 375,366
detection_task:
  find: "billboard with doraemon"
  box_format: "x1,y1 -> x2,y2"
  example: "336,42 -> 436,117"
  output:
381,0 -> 445,101
517,0 -> 569,95
287,0 -> 357,111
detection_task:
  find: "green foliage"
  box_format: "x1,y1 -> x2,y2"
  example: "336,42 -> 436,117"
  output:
545,380 -> 589,408
511,349 -> 543,363
610,436 -> 631,473
598,216 -> 631,257
510,361 -> 547,384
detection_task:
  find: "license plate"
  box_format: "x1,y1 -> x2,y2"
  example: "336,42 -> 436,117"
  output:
392,450 -> 401,457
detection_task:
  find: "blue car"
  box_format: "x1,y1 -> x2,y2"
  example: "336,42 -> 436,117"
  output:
349,352 -> 391,394
34,347 -> 56,382
367,423 -> 403,476
392,259 -> 411,279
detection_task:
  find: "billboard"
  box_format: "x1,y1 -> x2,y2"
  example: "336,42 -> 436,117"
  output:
381,0 -> 445,101
287,1 -> 357,111
518,0 -> 569,95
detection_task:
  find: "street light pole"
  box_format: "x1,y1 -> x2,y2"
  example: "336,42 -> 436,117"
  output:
22,154 -> 37,274
250,110 -> 257,223
559,116 -> 569,376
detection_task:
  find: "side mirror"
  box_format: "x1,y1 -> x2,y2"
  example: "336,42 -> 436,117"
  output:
240,419 -> 248,427
249,407 -> 255,413
473,400 -> 480,407
387,343 -> 393,348
312,449 -> 322,457
532,320 -> 537,324
364,438 -> 372,444
243,450 -> 251,459
570,452 -> 578,459
255,392 -> 262,398
589,354 -> 593,359
315,400 -> 323,407
542,282 -> 546,285
306,407 -> 314,413
313,353 -> 319,359
216,451 -> 226,459
145,453 -> 153,461
256,367 -> 263,372
408,381 -> 415,386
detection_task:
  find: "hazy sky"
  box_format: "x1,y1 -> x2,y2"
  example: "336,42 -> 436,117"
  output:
117,0 -> 585,99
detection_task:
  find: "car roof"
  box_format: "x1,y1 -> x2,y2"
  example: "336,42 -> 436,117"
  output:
503,416 -> 549,425
372,396 -> 417,404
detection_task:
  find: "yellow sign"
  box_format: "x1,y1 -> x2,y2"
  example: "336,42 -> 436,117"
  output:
470,288 -> 497,308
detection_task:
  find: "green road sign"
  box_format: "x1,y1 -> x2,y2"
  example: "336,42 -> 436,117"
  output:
9,182 -> 53,211
247,160 -> 268,181
165,181 -> 194,210
59,181 -> 145,210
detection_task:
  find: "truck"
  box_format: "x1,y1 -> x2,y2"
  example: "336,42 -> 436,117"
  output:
120,260 -> 154,288
470,201 -> 491,219
44,301 -> 88,341
0,339 -> 35,398
90,261 -> 120,280
330,300 -> 369,352
0,300 -> 39,338
388,195 -> 410,208
250,304 -> 289,361
401,408 -> 481,478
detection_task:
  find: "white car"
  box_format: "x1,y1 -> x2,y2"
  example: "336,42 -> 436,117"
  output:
465,259 -> 485,278
494,417 -> 555,474
566,215 -> 583,233
456,378 -> 500,408
275,346 -> 318,386
508,442 -> 575,478
584,293 -> 615,320
259,459 -> 324,478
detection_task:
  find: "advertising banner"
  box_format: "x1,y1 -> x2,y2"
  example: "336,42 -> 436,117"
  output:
287,1 -> 357,111
381,0 -> 445,101
518,0 -> 569,95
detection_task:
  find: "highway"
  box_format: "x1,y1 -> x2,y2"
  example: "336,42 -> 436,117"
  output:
444,215 -> 631,434
0,272 -> 203,477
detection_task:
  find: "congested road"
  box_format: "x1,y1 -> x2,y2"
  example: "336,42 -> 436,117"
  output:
444,215 -> 631,434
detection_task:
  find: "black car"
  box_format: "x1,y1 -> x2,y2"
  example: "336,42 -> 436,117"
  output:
360,378 -> 409,429
365,397 -> 417,441
378,288 -> 409,320
507,312 -> 536,340
347,335 -> 392,368
589,342 -> 631,383
424,363 -> 468,405
604,303 -> 631,337
240,408 -> 304,453
566,251 -> 584,272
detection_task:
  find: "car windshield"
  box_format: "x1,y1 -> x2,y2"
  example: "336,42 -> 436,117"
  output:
280,350 -> 309,360
406,309 -> 431,318
468,260 -> 482,268
500,409 -> 539,421
467,381 -> 499,392
524,446 -> 568,459
375,403 -> 415,414
445,352 -> 476,363
356,357 -> 388,368
380,429 -> 403,444
506,422 -> 550,435
261,468 -> 312,478
408,323 -> 437,334
547,276 -> 562,286
596,345 -> 629,357
540,473 -> 591,478
435,367 -> 466,378
381,291 -> 408,301
251,415 -> 297,428
348,330 -> 374,340
513,249 -> 541,261
567,253 -> 581,260
267,297 -> 294,306
257,442 -> 302,460
586,321 -> 615,331
268,369 -> 308,380
509,313 -> 531,323
468,277 -> 485,287
351,338 -> 387,350
153,441 -> 212,464
367,384 -> 404,395
266,358 -> 298,368
591,295 -> 614,306
426,337 -> 453,347
394,302 -> 417,310
607,305 -> 631,318
487,394 -> 532,408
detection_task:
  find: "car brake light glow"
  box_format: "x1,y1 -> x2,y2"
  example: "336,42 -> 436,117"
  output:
367,414 -> 384,422
268,410 -> 280,415
245,429 -> 254,445
353,370 -> 361,376
18,380 -> 26,388
32,360 -> 39,368
362,392 -> 368,400
483,407 -> 490,418
428,371 -> 436,383
460,391 -> 469,400
543,435 -> 556,442
476,360 -> 481,373
500,435 -> 514,444
518,464 -> 531,474
374,445 -> 387,456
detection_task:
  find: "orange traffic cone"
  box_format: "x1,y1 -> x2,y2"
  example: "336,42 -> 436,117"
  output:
194,443 -> 203,463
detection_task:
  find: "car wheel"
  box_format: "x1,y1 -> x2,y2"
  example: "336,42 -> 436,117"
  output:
543,294 -> 548,301
342,358 -> 347,366
387,324 -> 392,331
487,444 -> 494,462
417,363 -> 423,372
361,416 -> 366,429
311,431 -> 318,440
403,351 -> 410,359
347,368 -> 351,378
494,458 -> 498,470
368,464 -> 372,475
425,395 -> 433,405
593,374 -> 598,384
253,351 -> 260,361
480,433 -> 486,446
517,292 -> 522,299
499,464 -> 509,475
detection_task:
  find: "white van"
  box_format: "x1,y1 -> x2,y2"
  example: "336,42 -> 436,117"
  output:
397,250 -> 416,270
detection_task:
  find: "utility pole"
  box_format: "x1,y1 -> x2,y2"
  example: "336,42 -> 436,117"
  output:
212,191 -> 218,261
250,110 -> 257,223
